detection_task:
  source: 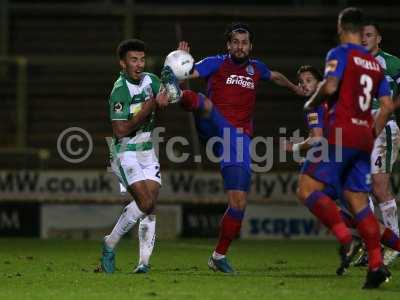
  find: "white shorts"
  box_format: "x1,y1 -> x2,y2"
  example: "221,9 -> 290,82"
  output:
111,148 -> 161,193
371,120 -> 400,174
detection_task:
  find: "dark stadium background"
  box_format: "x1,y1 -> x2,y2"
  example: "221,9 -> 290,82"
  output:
0,0 -> 399,240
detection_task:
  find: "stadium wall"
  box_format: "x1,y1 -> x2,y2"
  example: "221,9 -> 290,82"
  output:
2,3 -> 400,240
1,171 -> 399,240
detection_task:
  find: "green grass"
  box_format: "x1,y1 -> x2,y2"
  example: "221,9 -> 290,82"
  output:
0,239 -> 399,300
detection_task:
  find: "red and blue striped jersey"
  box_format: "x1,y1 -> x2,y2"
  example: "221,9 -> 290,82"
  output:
194,54 -> 271,136
324,43 -> 390,152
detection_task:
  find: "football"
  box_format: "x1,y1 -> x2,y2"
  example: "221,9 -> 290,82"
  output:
164,50 -> 194,80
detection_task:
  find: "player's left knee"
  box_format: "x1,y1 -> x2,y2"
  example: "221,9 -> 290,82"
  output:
231,200 -> 246,210
227,193 -> 247,210
138,200 -> 155,215
296,186 -> 311,204
372,183 -> 392,202
144,203 -> 155,215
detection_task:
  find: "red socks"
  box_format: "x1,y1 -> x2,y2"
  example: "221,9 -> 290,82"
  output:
340,210 -> 357,229
355,206 -> 383,271
381,227 -> 400,251
215,207 -> 244,255
305,191 -> 352,245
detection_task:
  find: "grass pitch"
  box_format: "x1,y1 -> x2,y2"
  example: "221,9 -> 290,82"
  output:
0,239 -> 399,300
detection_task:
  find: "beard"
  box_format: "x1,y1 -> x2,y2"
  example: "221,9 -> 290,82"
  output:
230,53 -> 249,65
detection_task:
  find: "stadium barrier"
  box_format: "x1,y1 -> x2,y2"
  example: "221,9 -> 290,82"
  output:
0,202 -> 40,237
40,203 -> 182,240
0,170 -> 300,203
4,170 -> 399,204
0,200 -> 334,240
0,170 -> 300,239
1,170 -> 400,239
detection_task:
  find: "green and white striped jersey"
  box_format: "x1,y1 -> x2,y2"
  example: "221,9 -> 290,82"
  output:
108,71 -> 161,153
372,50 -> 400,119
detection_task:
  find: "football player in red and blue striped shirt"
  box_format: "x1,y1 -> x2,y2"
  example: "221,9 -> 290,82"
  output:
162,22 -> 304,273
299,7 -> 394,289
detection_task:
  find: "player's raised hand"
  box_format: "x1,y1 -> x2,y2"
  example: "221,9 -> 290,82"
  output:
178,41 -> 190,53
155,88 -> 169,108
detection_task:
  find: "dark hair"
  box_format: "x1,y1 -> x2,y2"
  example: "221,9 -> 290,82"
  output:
225,22 -> 254,43
297,65 -> 323,82
338,7 -> 365,33
364,21 -> 382,36
117,39 -> 146,60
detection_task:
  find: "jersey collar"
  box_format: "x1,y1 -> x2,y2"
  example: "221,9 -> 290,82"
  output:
375,49 -> 384,58
344,42 -> 366,51
227,54 -> 250,67
120,71 -> 141,85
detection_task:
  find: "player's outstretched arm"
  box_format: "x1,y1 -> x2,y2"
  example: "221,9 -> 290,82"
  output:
285,128 -> 323,152
270,71 -> 305,96
177,41 -> 200,79
374,95 -> 394,136
112,98 -> 158,139
304,77 -> 338,111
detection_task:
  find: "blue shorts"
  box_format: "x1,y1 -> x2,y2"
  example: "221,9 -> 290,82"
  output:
301,145 -> 371,196
195,107 -> 252,192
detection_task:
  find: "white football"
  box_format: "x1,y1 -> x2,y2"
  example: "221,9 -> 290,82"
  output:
164,50 -> 194,80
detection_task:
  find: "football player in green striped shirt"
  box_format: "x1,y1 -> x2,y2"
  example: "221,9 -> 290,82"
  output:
362,22 -> 400,265
100,39 -> 169,274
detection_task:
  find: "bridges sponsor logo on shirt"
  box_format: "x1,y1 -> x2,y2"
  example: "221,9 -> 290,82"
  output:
226,75 -> 255,89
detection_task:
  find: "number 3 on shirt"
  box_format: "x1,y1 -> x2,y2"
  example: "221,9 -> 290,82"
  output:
359,74 -> 373,111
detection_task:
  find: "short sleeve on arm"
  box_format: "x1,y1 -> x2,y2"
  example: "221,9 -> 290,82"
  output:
377,75 -> 391,98
324,47 -> 347,80
253,60 -> 271,80
392,57 -> 400,86
109,86 -> 131,121
194,55 -> 224,78
305,105 -> 324,129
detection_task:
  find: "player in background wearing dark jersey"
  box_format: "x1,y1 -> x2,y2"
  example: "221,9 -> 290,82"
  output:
300,8 -> 394,289
162,23 -> 304,273
285,65 -> 325,154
